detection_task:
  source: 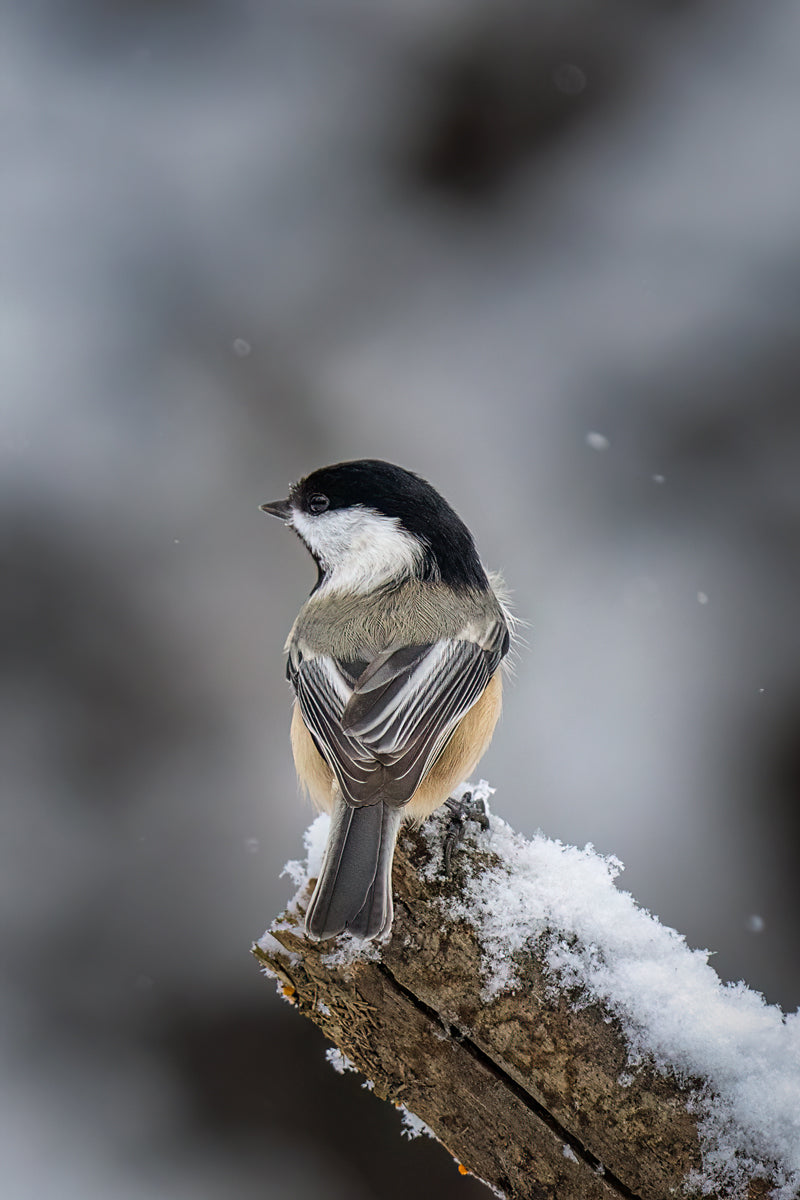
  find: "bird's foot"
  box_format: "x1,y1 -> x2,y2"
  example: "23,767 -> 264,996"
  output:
442,788 -> 490,875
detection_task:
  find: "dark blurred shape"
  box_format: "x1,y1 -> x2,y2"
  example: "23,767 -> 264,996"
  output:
593,327 -> 800,546
741,692 -> 800,1000
403,1 -> 673,202
0,510 -> 208,814
160,997 -> 488,1199
758,695 -> 800,865
0,504 -> 214,1050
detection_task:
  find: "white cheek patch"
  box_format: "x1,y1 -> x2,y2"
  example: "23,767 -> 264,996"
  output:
291,505 -> 424,594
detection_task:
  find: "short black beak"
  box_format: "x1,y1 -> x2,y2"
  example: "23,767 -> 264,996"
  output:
259,499 -> 292,520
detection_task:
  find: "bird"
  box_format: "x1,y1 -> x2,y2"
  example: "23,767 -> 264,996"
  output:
260,459 -> 511,941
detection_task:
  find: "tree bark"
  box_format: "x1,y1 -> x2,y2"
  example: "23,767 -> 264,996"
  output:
253,817 -> 775,1200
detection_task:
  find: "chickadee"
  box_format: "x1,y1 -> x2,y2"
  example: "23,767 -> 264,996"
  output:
261,459 -> 510,941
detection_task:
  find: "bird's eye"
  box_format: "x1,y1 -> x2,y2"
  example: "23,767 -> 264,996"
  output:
308,493 -> 329,514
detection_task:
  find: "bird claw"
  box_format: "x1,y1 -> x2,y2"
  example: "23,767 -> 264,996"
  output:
442,789 -> 490,875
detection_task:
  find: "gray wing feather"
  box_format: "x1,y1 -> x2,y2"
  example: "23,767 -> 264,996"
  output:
293,662 -> 375,790
290,621 -> 507,809
354,642 -> 487,755
292,619 -> 508,941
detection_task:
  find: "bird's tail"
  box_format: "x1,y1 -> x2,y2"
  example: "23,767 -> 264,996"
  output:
304,795 -> 403,941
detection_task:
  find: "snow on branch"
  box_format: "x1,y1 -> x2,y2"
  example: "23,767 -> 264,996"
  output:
253,783 -> 799,1200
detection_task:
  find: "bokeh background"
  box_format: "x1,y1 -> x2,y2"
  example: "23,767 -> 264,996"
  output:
4,1 -> 800,1196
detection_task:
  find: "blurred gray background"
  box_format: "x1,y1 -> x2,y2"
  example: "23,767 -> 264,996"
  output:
3,1 -> 800,1196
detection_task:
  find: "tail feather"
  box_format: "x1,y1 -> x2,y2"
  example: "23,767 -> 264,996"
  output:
347,806 -> 403,939
305,797 -> 402,941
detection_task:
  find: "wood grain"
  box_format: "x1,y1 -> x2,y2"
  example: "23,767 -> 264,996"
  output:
254,817 -> 776,1200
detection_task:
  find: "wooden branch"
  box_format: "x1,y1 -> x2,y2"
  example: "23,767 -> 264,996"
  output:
253,815 -> 777,1200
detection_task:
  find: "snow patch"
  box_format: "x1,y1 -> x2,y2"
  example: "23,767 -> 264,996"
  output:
325,1047 -> 356,1076
398,1106 -> 435,1141
324,1047 -> 375,1091
441,806 -> 800,1199
255,931 -> 300,966
320,935 -> 382,969
280,812 -> 330,895
266,783 -> 799,1198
